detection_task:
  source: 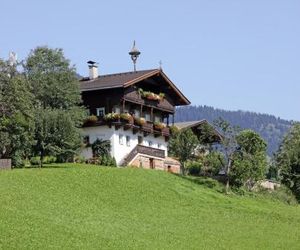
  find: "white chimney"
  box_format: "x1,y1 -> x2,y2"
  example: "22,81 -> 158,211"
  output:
87,61 -> 98,80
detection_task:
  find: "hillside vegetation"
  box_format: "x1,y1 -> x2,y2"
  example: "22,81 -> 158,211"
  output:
0,164 -> 299,249
175,105 -> 293,155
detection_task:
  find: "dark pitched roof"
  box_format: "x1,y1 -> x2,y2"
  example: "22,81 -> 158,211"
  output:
80,68 -> 190,105
174,120 -> 207,130
80,69 -> 157,91
174,120 -> 224,142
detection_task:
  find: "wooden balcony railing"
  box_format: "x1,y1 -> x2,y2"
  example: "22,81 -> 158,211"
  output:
141,122 -> 153,133
124,92 -> 175,113
83,117 -> 170,138
136,145 -> 165,158
123,144 -> 166,165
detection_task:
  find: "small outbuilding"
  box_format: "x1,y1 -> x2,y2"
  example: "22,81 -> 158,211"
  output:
174,120 -> 223,144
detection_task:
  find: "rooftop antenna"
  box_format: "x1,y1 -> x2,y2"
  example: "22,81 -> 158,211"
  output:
129,40 -> 141,72
8,51 -> 17,66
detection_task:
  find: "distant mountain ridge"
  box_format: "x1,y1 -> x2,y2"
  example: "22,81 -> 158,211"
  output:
175,105 -> 294,155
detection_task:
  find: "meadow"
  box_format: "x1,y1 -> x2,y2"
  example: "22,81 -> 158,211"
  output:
0,164 -> 299,249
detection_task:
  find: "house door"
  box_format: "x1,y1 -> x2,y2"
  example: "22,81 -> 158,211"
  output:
150,158 -> 154,169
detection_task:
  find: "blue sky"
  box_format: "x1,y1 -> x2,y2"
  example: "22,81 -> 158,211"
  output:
1,0 -> 299,121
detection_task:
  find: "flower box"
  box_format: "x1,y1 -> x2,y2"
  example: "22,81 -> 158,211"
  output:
154,122 -> 166,130
134,117 -> 146,126
120,113 -> 133,124
138,88 -> 165,101
84,115 -> 98,125
104,113 -> 120,122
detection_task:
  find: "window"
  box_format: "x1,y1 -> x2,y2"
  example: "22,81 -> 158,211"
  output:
157,143 -> 162,149
154,116 -> 161,123
113,106 -> 120,114
138,136 -> 143,145
119,134 -> 124,145
83,135 -> 90,145
126,136 -> 130,147
148,141 -> 153,147
145,113 -> 151,122
96,107 -> 105,117
123,106 -> 129,113
134,110 -> 140,118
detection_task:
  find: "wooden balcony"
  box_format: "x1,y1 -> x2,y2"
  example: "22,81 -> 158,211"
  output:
141,122 -> 153,133
124,90 -> 175,113
161,127 -> 170,137
83,116 -> 169,139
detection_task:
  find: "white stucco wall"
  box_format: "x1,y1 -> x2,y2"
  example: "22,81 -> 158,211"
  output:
80,126 -> 115,160
80,125 -> 168,165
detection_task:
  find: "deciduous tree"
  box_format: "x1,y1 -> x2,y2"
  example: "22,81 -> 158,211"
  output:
275,123 -> 300,201
169,128 -> 199,175
230,130 -> 268,189
24,47 -> 86,166
0,59 -> 34,166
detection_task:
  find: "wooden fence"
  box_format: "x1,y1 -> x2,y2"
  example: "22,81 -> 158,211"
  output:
0,159 -> 11,170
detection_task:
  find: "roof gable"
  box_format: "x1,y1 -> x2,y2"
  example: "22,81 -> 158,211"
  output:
175,120 -> 224,143
80,69 -> 190,106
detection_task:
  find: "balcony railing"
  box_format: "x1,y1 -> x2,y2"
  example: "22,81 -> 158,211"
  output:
141,122 -> 153,133
136,145 -> 165,158
124,91 -> 175,113
83,116 -> 170,138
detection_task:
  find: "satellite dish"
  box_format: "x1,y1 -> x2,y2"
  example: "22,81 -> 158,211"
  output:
8,51 -> 17,66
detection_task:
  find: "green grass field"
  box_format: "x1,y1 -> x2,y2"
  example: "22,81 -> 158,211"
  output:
0,164 -> 299,249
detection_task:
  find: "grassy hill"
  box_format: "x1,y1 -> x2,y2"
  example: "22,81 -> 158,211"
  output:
0,164 -> 299,249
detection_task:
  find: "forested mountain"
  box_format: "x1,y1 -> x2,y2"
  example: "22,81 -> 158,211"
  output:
175,105 -> 294,155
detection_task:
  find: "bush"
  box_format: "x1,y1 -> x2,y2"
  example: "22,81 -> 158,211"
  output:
30,155 -> 57,166
74,155 -> 86,164
30,156 -> 41,165
87,155 -> 117,167
201,152 -> 224,176
187,161 -> 202,176
256,185 -> 298,205
42,156 -> 57,164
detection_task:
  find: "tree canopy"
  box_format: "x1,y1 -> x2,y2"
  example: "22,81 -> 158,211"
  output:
0,59 -> 34,166
0,46 -> 86,167
24,47 -> 86,166
230,130 -> 268,189
168,128 -> 199,174
275,123 -> 300,201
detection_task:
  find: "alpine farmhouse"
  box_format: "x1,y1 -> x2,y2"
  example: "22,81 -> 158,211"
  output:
80,60 -> 190,173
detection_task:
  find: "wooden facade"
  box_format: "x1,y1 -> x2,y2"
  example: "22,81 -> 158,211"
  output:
80,70 -> 189,139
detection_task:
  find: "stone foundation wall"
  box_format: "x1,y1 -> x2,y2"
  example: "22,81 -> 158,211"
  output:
130,154 -> 181,174
164,163 -> 180,174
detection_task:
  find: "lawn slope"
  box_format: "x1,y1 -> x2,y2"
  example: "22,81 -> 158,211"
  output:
0,164 -> 299,249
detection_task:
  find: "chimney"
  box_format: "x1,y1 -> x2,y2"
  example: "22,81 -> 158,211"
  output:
87,61 -> 98,80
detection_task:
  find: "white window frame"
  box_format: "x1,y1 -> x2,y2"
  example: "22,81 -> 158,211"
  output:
154,116 -> 161,123
126,136 -> 131,147
96,107 -> 105,117
119,134 -> 124,145
138,136 -> 143,145
145,113 -> 151,122
113,106 -> 121,114
134,110 -> 140,118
